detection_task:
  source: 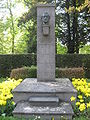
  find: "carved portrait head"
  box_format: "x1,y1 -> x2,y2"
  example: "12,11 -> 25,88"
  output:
41,12 -> 50,25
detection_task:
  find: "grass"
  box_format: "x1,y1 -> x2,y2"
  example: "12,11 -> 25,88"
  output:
0,116 -> 39,120
73,116 -> 90,120
0,116 -> 19,120
0,116 -> 90,120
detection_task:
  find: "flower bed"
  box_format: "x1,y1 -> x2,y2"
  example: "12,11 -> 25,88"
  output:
71,78 -> 90,118
0,78 -> 22,116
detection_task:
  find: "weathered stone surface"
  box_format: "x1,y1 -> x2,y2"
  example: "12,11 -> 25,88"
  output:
13,78 -> 77,92
12,78 -> 77,103
29,96 -> 59,106
13,101 -> 74,120
37,4 -> 55,81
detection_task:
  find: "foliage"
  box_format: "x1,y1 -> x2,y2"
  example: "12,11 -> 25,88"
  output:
57,42 -> 67,54
0,78 -> 22,116
0,116 -> 40,120
0,54 -> 90,78
17,0 -> 90,54
10,66 -> 84,80
0,0 -> 89,54
0,54 -> 36,77
0,0 -> 28,54
80,45 -> 90,54
0,78 -> 6,83
71,78 -> 90,119
10,66 -> 37,79
57,68 -> 85,79
56,0 -> 90,53
0,116 -> 20,120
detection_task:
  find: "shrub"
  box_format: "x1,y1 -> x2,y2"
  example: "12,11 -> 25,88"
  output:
0,54 -> 36,77
10,66 -> 37,80
0,54 -> 90,78
10,66 -> 84,80
57,67 -> 85,79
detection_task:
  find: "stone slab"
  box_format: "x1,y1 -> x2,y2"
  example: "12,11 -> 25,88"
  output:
13,78 -> 77,93
13,101 -> 74,120
29,96 -> 59,106
12,78 -> 77,103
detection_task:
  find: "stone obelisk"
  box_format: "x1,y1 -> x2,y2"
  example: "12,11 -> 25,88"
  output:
37,4 -> 55,82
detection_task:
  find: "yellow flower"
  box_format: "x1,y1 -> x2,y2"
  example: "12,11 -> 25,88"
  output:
87,102 -> 90,108
8,78 -> 12,81
0,100 -> 6,106
18,79 -> 23,82
79,103 -> 86,111
80,99 -> 84,103
0,78 -> 22,107
78,95 -> 83,99
2,100 -> 6,106
88,83 -> 90,87
70,96 -> 76,101
76,102 -> 80,106
85,93 -> 90,97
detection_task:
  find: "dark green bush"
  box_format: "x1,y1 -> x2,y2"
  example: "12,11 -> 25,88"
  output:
0,54 -> 90,78
0,54 -> 36,77
10,66 -> 84,80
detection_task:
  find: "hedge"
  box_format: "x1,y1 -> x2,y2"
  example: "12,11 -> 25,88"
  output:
10,66 -> 37,80
0,54 -> 36,77
56,54 -> 90,78
0,54 -> 90,78
10,66 -> 84,80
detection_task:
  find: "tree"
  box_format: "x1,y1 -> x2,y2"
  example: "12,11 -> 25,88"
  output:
56,0 -> 90,53
7,0 -> 15,53
0,0 -> 28,54
18,0 -> 53,53
18,0 -> 89,54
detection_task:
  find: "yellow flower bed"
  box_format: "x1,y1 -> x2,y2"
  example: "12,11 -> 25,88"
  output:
71,78 -> 90,112
0,78 -> 22,106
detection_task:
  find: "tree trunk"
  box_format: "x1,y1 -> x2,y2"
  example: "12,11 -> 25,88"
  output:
7,0 -> 15,53
72,0 -> 79,53
66,0 -> 74,53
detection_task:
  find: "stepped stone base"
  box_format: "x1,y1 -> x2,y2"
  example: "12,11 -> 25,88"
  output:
12,78 -> 77,103
13,78 -> 77,119
13,101 -> 74,120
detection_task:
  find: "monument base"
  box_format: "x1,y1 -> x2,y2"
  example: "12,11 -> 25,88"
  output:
12,78 -> 77,120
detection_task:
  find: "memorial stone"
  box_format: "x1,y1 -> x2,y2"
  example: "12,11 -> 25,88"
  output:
37,4 -> 55,81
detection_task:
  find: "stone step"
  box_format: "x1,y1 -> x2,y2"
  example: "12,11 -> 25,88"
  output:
29,96 -> 59,106
13,101 -> 74,120
12,78 -> 77,103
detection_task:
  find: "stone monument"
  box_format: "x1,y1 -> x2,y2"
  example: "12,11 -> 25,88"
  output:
37,4 -> 55,82
12,4 -> 77,120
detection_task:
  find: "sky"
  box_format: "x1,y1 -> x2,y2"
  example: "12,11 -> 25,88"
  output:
0,0 -> 28,19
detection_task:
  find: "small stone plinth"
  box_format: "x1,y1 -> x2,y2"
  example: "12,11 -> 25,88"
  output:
29,96 -> 59,107
13,101 -> 74,120
12,78 -> 77,103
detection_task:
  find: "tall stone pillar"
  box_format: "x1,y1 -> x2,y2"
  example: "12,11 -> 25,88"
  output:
37,4 -> 55,82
